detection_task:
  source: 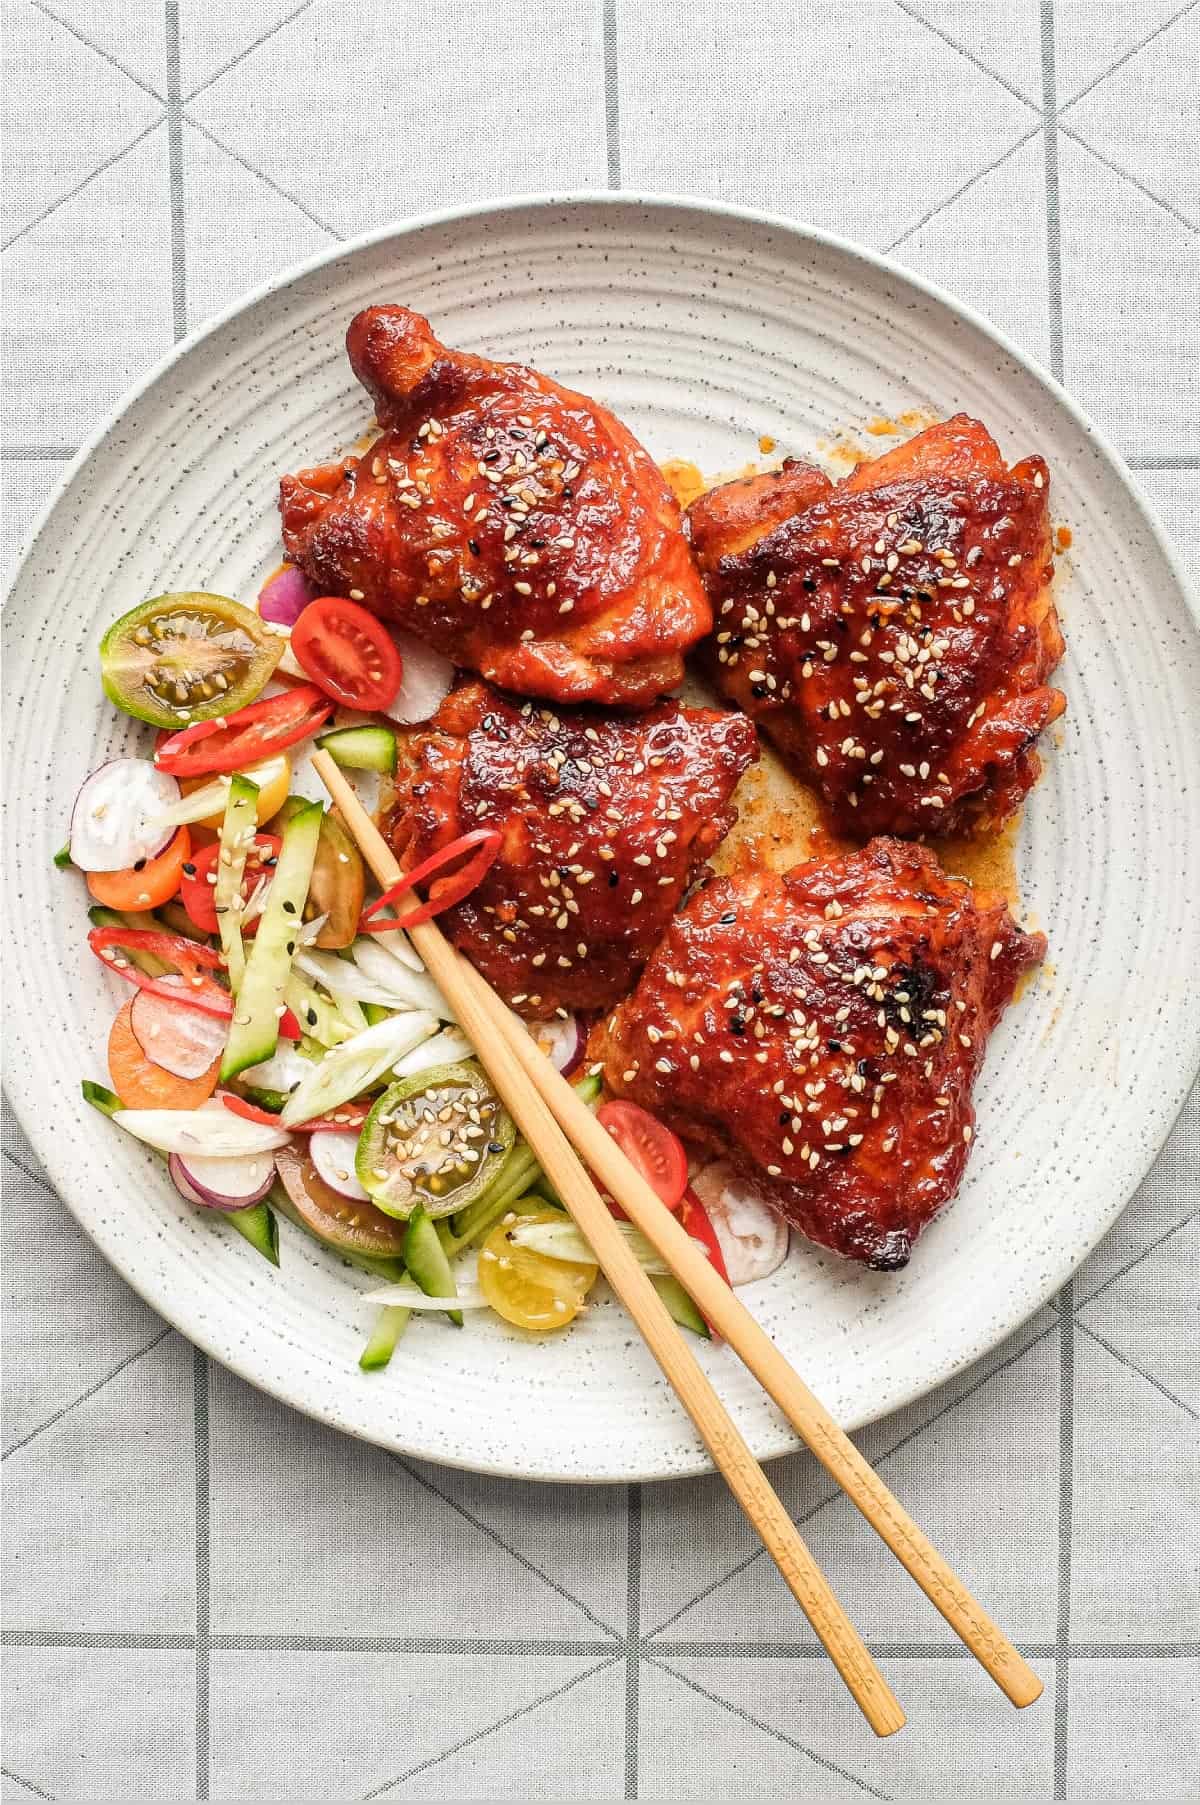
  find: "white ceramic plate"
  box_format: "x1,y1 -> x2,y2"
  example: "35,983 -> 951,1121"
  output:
5,196 -> 1199,1482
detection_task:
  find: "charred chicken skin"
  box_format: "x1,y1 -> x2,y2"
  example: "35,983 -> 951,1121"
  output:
687,416 -> 1065,837
386,681 -> 758,1017
594,837 -> 1043,1268
280,306 -> 712,706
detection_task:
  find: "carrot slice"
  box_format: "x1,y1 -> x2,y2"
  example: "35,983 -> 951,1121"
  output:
107,999 -> 220,1109
87,826 -> 191,912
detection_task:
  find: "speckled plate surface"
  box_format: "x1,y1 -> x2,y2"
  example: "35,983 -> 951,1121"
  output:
5,195 -> 1199,1482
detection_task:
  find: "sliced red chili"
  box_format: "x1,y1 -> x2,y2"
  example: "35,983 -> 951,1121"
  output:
153,685 -> 334,778
359,829 -> 503,934
89,927 -> 300,1035
88,926 -> 231,1018
221,1093 -> 371,1131
677,1185 -> 731,1338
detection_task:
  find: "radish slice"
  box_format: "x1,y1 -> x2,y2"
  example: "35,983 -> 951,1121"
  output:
258,565 -> 315,626
130,979 -> 227,1078
383,629 -> 455,723
70,759 -> 180,872
689,1161 -> 789,1286
525,1014 -> 584,1075
168,1153 -> 210,1208
309,1130 -> 370,1201
174,1149 -> 276,1210
114,1099 -> 290,1157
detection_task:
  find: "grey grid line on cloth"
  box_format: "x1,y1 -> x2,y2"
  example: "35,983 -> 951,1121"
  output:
2,0 -> 1198,1800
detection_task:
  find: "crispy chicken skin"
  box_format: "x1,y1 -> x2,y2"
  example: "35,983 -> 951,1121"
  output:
594,837 -> 1043,1268
687,416 -> 1065,837
280,306 -> 712,706
385,681 -> 758,1017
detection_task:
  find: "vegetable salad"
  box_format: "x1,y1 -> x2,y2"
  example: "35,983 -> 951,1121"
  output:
67,578 -> 786,1370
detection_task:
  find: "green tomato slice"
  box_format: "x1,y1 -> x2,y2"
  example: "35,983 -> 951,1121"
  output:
100,592 -> 282,728
356,1061 -> 516,1220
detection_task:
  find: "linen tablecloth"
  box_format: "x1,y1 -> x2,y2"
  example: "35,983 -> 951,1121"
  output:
3,3 -> 1197,1799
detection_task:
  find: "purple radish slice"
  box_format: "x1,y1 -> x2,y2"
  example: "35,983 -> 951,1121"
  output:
526,1013 -> 584,1075
168,1153 -> 210,1208
309,1129 -> 369,1201
258,564 -> 316,626
383,629 -> 455,724
70,759 -> 180,871
173,1149 -> 277,1210
689,1160 -> 789,1286
130,979 -> 227,1078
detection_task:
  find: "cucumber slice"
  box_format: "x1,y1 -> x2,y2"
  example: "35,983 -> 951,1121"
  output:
220,800 -> 322,1081
651,1274 -> 710,1339
156,898 -> 209,942
82,1079 -> 122,1117
356,1061 -> 515,1221
87,906 -> 173,975
317,724 -> 398,775
213,773 -> 259,992
228,1200 -> 280,1266
403,1205 -> 462,1325
359,1303 -> 410,1369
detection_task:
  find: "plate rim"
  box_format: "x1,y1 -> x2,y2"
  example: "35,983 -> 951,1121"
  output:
4,189 -> 1198,1484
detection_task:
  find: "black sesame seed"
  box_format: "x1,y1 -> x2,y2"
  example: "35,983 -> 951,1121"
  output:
282,900 -> 297,913
468,539 -> 481,555
719,910 -> 737,925
828,1039 -> 843,1053
608,871 -> 620,887
182,862 -> 197,877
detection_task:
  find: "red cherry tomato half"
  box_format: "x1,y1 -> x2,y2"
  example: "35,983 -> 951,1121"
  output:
290,595 -> 403,711
595,1100 -> 689,1218
154,685 -> 333,777
179,833 -> 282,937
359,830 -> 503,934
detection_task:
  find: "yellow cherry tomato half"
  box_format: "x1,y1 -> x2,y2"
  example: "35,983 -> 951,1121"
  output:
181,753 -> 291,832
477,1206 -> 598,1332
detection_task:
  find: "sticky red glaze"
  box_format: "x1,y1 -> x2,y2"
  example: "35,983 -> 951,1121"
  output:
386,681 -> 758,1016
593,836 -> 1043,1269
687,416 -> 1065,837
280,305 -> 711,706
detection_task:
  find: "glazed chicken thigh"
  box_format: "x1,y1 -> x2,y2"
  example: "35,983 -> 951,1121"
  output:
280,306 -> 711,706
386,682 -> 758,1016
594,837 -> 1043,1268
688,416 -> 1065,837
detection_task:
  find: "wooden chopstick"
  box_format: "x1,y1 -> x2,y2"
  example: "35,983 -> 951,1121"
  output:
312,751 -> 905,1737
456,952 -> 1045,1710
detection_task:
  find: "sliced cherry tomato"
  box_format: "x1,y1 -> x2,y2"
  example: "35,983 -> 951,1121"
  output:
87,827 -> 191,913
290,595 -> 403,711
596,1100 -> 689,1220
221,1093 -> 371,1131
88,925 -> 232,1018
153,686 -> 333,778
108,999 -> 220,1110
359,830 -> 502,934
477,1206 -> 597,1331
179,833 -> 281,937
